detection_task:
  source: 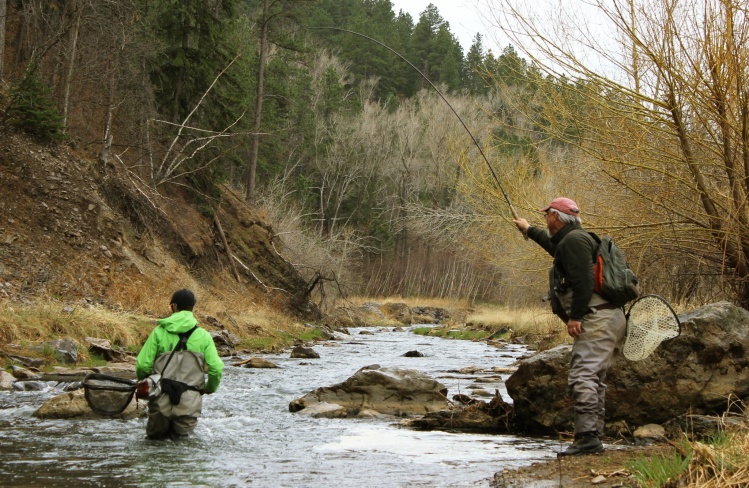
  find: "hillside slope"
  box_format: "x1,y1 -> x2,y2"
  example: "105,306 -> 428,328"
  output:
0,133 -> 318,321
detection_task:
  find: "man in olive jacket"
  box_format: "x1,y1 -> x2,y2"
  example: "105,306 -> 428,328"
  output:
136,289 -> 224,440
513,198 -> 626,456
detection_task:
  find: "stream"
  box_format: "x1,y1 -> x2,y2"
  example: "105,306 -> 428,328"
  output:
0,326 -> 559,487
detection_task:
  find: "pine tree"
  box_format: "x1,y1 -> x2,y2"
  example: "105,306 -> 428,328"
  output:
5,69 -> 65,141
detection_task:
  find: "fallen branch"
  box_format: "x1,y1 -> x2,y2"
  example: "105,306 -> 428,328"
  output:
214,214 -> 241,283
232,254 -> 289,294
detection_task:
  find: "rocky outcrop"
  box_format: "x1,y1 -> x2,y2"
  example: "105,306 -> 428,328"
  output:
10,365 -> 39,380
506,302 -> 749,435
381,302 -> 412,324
35,338 -> 79,364
289,365 -> 448,417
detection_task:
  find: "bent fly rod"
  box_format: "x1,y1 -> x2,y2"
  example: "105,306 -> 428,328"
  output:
306,26 -> 523,223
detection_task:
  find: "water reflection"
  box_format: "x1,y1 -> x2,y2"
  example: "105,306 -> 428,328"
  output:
0,326 -> 557,486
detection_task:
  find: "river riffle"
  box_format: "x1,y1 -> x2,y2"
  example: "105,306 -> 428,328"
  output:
0,326 -> 558,487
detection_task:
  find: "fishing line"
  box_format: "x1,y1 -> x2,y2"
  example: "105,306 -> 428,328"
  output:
306,26 -> 521,221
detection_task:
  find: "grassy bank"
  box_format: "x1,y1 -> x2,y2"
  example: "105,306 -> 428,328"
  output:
412,302 -> 569,351
0,298 -> 315,369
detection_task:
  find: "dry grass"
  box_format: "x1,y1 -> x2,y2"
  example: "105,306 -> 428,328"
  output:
0,300 -> 155,362
351,296 -> 570,349
0,288 -> 313,363
344,295 -> 471,310
683,429 -> 749,487
465,303 -> 568,348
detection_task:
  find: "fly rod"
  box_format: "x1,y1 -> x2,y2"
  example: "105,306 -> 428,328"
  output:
306,26 -> 523,223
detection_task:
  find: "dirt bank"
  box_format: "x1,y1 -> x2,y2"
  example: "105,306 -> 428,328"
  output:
493,442 -> 674,487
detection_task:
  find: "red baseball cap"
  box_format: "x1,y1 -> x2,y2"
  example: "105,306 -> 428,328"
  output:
540,197 -> 580,215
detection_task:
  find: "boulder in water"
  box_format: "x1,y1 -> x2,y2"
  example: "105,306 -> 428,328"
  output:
289,365 -> 448,417
403,391 -> 514,433
234,357 -> 279,368
291,346 -> 320,359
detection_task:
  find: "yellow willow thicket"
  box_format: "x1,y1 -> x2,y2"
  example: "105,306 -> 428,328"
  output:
475,0 -> 749,308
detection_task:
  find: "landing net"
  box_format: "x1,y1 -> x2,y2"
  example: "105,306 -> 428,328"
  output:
82,373 -> 137,416
623,295 -> 681,361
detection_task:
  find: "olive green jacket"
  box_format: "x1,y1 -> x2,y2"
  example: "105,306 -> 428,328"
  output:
527,222 -> 604,321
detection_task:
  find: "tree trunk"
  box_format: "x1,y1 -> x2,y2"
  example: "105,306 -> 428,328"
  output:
0,0 -> 7,80
246,0 -> 270,204
62,0 -> 84,129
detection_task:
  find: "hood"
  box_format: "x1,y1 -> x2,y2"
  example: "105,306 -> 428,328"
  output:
157,310 -> 198,334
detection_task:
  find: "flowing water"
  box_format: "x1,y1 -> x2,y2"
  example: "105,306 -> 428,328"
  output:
0,327 -> 559,487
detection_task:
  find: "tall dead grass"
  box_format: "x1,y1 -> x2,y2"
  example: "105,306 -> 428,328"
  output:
685,432 -> 749,487
0,300 -> 154,353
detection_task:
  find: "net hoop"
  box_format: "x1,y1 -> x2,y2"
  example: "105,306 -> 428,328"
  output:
623,294 -> 681,361
82,373 -> 137,416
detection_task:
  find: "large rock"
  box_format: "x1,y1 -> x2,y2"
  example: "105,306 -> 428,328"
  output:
85,337 -> 128,362
36,338 -> 79,364
506,302 -> 749,435
33,389 -> 145,420
10,365 -> 39,380
289,365 -> 448,417
291,346 -> 320,358
0,370 -> 16,390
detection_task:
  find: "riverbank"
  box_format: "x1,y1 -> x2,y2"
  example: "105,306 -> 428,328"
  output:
492,443 -> 675,487
0,296 -> 561,369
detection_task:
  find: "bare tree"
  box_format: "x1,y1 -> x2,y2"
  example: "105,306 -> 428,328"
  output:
246,0 -> 270,205
485,0 -> 749,307
0,0 -> 6,80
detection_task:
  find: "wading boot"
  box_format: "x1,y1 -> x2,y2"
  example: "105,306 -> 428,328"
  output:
558,431 -> 603,457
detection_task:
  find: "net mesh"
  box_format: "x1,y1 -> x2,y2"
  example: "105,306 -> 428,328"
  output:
623,296 -> 680,361
82,373 -> 137,416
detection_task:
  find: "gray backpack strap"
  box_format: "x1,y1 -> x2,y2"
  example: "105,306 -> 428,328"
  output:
158,325 -> 199,378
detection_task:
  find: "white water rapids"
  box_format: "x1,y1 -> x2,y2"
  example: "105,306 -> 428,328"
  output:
0,326 -> 560,487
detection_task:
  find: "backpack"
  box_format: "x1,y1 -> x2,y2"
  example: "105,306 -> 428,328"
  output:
588,232 -> 640,307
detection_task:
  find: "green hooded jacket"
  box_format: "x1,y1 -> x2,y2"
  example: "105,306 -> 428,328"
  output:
136,310 -> 224,393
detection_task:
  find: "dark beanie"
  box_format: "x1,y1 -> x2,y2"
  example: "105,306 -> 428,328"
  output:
170,289 -> 196,311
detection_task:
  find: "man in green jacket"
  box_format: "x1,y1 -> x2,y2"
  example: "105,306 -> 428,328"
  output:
513,197 -> 626,456
136,289 -> 224,440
